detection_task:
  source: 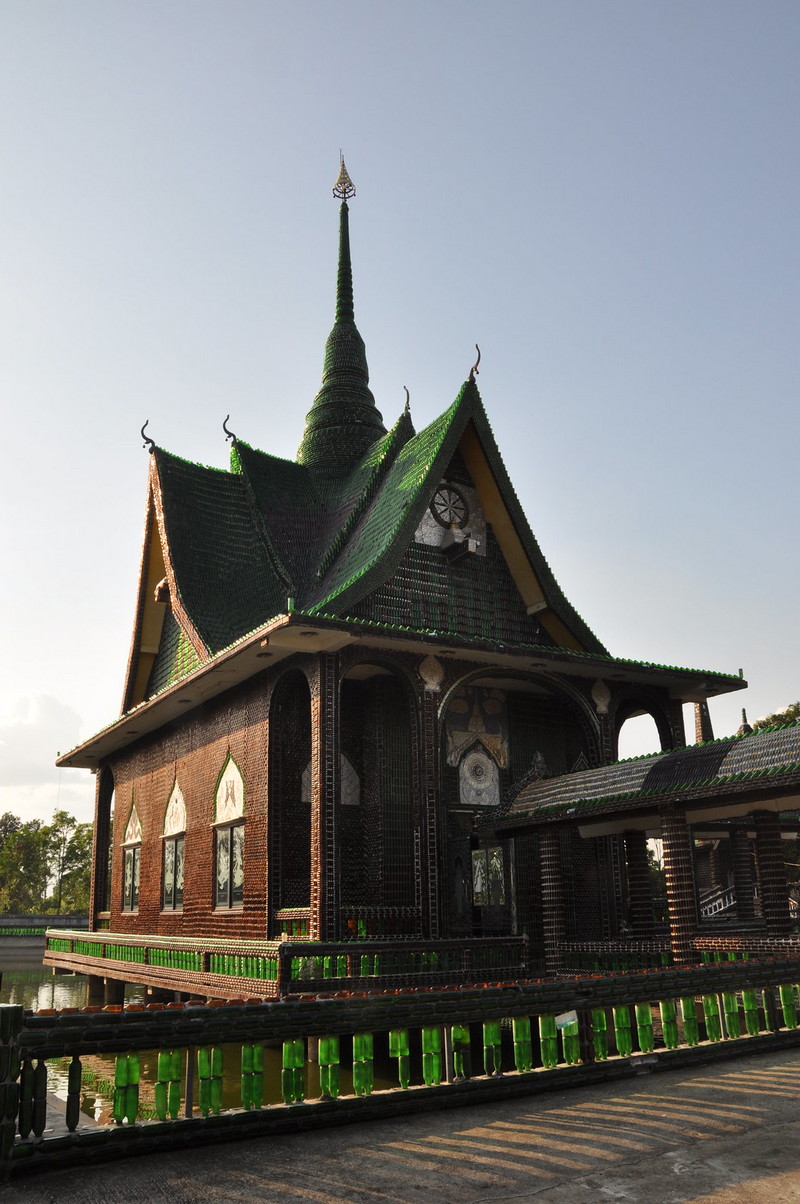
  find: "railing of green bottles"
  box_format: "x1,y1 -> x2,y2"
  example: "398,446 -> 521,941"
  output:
44,931 -> 530,995
285,936 -> 530,989
207,953 -> 279,979
557,941 -> 672,973
0,928 -> 48,938
8,955 -> 800,1176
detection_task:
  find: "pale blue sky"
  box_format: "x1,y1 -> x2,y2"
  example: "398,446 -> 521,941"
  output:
2,1 -> 799,823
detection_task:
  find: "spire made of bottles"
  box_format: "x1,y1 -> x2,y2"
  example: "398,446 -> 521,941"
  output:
296,157 -> 386,479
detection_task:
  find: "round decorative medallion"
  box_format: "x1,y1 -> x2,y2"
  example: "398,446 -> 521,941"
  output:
459,749 -> 499,809
430,484 -> 469,529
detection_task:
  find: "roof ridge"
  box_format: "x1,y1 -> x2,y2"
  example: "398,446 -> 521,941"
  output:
229,440 -> 302,594
306,386 -> 469,613
315,409 -> 415,582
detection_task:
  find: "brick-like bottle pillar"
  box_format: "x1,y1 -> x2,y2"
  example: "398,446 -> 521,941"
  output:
309,653 -> 341,941
540,828 -> 566,976
754,811 -> 791,935
660,809 -> 697,964
730,827 -> 756,922
694,701 -> 714,744
624,829 -> 654,935
419,688 -> 441,939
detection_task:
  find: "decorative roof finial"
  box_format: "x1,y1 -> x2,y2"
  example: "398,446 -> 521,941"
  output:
141,420 -> 155,452
223,414 -> 236,442
333,153 -> 356,201
469,344 -> 481,382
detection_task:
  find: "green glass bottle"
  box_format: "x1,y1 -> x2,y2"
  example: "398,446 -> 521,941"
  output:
538,1014 -> 559,1069
450,1024 -> 470,1080
779,984 -> 798,1029
352,1032 -> 374,1097
562,1018 -> 580,1065
722,991 -> 741,1039
112,1053 -> 128,1125
389,1029 -> 410,1089
512,1016 -> 533,1072
681,997 -> 700,1046
483,1019 -> 502,1076
742,988 -> 760,1036
660,999 -> 679,1049
613,1005 -> 633,1058
422,1026 -> 443,1086
318,1034 -> 341,1100
635,1002 -> 654,1053
591,1008 -> 608,1060
703,994 -> 722,1042
281,1037 -> 305,1103
252,1043 -> 264,1109
65,1055 -> 82,1133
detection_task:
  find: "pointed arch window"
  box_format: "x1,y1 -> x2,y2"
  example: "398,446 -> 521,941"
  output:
162,783 -> 186,911
214,757 -> 245,909
122,803 -> 142,912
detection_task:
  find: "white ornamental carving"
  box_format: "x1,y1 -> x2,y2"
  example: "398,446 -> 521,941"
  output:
123,804 -> 142,846
164,782 -> 186,835
215,757 -> 245,823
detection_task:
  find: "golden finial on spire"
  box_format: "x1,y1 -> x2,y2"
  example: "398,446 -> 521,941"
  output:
333,152 -> 356,201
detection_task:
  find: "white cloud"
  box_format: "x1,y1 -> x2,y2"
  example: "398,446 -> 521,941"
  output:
0,695 -> 94,824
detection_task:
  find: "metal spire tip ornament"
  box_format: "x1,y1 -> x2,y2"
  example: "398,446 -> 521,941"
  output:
333,154 -> 356,201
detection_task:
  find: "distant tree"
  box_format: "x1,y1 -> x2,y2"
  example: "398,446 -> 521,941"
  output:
0,821 -> 49,913
42,810 -> 93,914
753,702 -> 800,731
0,812 -> 21,851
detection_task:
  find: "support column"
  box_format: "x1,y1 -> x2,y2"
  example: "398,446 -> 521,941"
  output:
624,829 -> 654,935
660,809 -> 698,964
540,828 -> 566,976
419,688 -> 441,939
309,653 -> 341,941
730,827 -> 756,922
89,767 -> 114,928
754,812 -> 791,935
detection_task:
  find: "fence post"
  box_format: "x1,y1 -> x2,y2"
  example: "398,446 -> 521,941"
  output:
0,1005 -> 23,1181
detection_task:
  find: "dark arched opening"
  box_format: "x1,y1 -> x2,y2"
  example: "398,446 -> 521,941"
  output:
268,670 -> 312,934
340,663 -> 417,936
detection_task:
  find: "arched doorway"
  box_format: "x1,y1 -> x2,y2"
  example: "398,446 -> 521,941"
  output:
268,670 -> 312,934
340,663 -> 418,936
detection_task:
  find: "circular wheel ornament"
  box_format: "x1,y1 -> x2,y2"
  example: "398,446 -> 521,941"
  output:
459,749 -> 499,809
430,484 -> 469,528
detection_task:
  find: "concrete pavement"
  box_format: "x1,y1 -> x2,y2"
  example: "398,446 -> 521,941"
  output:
5,1047 -> 800,1203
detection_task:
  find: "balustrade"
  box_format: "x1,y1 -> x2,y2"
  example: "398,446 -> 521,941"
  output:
6,958 -> 800,1180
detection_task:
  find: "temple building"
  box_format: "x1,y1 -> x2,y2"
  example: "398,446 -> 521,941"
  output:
50,162 -> 800,1001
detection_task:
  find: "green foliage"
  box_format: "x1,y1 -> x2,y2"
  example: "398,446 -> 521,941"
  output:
753,702 -> 800,731
0,809 -> 92,915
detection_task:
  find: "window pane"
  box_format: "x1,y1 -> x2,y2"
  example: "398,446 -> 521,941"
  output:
163,839 -> 175,908
216,828 -> 230,906
132,847 -> 140,909
232,825 -> 244,905
123,848 -> 133,910
175,835 -> 184,906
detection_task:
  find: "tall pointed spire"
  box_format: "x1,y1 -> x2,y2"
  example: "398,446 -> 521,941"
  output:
297,158 -> 386,478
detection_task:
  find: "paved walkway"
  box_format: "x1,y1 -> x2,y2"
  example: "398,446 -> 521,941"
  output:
5,1048 -> 800,1203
